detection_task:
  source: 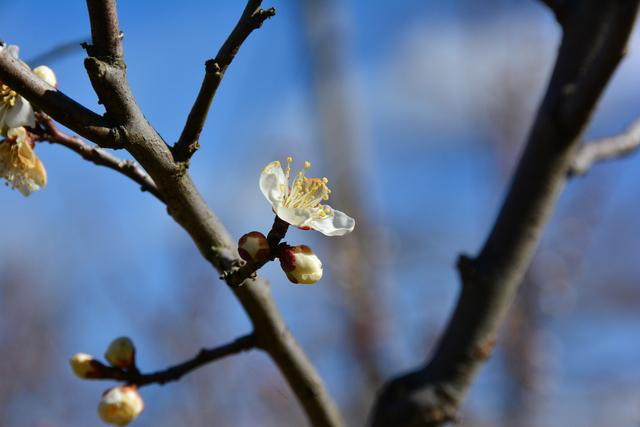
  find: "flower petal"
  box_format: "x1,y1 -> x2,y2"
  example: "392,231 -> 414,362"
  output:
276,206 -> 314,228
259,161 -> 287,208
307,207 -> 355,236
5,44 -> 20,59
5,97 -> 35,129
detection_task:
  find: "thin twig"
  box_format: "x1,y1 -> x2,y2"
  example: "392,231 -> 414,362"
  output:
569,117 -> 640,176
92,334 -> 256,387
35,115 -> 164,202
172,0 -> 276,162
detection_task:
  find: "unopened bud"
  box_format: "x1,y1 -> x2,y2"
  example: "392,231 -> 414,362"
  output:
105,337 -> 136,370
69,353 -> 106,379
279,245 -> 323,285
33,65 -> 57,88
98,385 -> 144,426
238,231 -> 270,263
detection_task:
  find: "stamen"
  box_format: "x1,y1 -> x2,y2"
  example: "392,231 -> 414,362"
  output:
280,159 -> 333,211
1,84 -> 18,108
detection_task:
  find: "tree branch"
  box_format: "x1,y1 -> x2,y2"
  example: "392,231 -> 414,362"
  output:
1,2 -> 342,425
569,117 -> 640,176
90,334 -> 256,387
85,0 -> 123,60
80,3 -> 344,426
34,115 -> 164,202
172,0 -> 276,163
370,2 -> 640,426
0,49 -> 116,146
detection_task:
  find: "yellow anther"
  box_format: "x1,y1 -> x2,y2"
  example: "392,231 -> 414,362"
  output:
287,156 -> 293,163
322,177 -> 328,184
1,84 -> 18,108
304,161 -> 311,169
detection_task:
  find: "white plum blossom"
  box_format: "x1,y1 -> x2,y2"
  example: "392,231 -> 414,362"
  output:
0,126 -> 47,196
0,44 -> 58,135
260,157 -> 355,236
0,44 -> 35,134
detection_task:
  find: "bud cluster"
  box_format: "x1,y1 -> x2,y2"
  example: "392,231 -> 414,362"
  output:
238,230 -> 324,285
69,336 -> 144,425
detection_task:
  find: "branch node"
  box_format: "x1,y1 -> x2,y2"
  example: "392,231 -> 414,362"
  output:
469,336 -> 497,361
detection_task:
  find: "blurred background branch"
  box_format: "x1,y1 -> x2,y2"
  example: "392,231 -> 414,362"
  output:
570,117 -> 640,176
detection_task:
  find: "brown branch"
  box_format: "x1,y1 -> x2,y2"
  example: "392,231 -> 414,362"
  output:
1,2 -> 343,425
85,0 -> 123,60
569,117 -> 640,176
172,0 -> 276,163
0,49 -> 115,146
91,334 -> 256,387
370,2 -> 640,426
35,115 -> 164,202
81,3 -> 344,426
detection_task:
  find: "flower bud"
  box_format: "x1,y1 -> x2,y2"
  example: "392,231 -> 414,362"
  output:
279,245 -> 323,285
105,337 -> 136,370
69,353 -> 106,379
238,231 -> 270,263
33,65 -> 57,87
98,385 -> 144,426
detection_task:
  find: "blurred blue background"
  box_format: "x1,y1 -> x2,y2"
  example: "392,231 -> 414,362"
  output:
1,1 -> 639,426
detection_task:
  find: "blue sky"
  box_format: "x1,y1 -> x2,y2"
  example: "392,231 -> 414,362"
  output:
1,1 -> 640,426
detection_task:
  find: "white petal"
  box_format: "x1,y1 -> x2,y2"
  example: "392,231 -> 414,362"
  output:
276,206 -> 314,228
259,161 -> 287,208
5,97 -> 35,129
0,105 -> 9,130
6,45 -> 20,59
308,207 -> 355,236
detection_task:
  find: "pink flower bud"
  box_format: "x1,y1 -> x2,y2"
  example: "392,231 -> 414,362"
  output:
105,337 -> 136,370
279,245 -> 323,285
238,231 -> 270,263
98,385 -> 144,426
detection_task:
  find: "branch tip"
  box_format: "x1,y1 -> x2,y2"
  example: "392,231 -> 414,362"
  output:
173,1 -> 276,163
